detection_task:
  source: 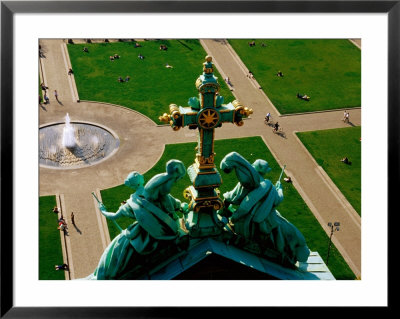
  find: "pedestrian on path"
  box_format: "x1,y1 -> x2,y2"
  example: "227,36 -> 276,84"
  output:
58,217 -> 68,235
54,90 -> 59,102
39,45 -> 45,58
71,212 -> 75,226
344,111 -> 350,123
40,82 -> 48,91
44,93 -> 50,104
343,110 -> 348,122
58,222 -> 67,232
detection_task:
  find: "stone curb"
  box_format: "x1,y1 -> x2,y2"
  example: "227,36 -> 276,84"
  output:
62,42 -> 80,102
280,106 -> 361,117
93,190 -> 109,250
56,193 -> 73,280
349,39 -> 361,50
79,100 -> 158,125
39,57 -> 48,98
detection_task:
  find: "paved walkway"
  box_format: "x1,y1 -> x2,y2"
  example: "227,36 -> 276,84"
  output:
39,39 -> 361,279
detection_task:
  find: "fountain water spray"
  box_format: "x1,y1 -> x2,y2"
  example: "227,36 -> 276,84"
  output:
62,113 -> 76,149
40,114 -> 119,168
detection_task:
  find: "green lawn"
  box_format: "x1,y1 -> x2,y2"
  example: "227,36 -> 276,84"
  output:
39,196 -> 65,280
67,40 -> 235,123
297,126 -> 361,215
228,39 -> 361,114
100,136 -> 355,280
39,77 -> 42,99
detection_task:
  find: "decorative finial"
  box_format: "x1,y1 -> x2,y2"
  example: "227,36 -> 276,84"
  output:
203,56 -> 214,74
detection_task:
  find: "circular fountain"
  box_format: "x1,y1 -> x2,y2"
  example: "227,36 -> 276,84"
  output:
40,113 -> 120,169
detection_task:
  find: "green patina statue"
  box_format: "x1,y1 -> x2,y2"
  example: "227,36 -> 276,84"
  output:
88,160 -> 188,280
220,152 -> 310,265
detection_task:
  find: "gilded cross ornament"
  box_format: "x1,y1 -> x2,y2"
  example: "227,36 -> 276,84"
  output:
159,55 -> 253,237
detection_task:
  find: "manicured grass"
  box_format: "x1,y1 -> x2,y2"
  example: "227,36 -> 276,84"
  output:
39,78 -> 42,99
67,40 -> 235,123
39,196 -> 65,280
297,126 -> 361,215
228,39 -> 361,114
100,136 -> 355,279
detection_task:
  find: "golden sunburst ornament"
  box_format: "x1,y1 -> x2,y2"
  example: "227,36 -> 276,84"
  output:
198,108 -> 219,129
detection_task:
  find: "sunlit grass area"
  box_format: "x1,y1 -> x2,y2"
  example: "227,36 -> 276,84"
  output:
68,40 -> 235,123
297,126 -> 361,215
229,39 -> 361,114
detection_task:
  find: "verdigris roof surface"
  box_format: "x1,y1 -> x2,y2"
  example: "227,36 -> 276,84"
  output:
139,238 -> 335,280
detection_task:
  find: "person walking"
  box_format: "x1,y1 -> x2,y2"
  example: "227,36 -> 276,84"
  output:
265,112 -> 271,123
54,90 -> 59,102
71,212 -> 75,226
44,93 -> 50,104
40,82 -> 48,91
345,111 -> 350,123
343,110 -> 348,122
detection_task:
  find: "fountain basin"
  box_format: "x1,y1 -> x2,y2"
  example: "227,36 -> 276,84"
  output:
39,121 -> 120,169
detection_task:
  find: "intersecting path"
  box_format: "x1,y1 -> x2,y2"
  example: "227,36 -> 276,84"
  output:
39,39 -> 361,279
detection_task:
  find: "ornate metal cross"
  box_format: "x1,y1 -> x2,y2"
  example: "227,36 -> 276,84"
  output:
159,56 -> 252,237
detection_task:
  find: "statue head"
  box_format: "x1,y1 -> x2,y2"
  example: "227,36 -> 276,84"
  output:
124,171 -> 144,190
166,160 -> 186,181
252,159 -> 271,176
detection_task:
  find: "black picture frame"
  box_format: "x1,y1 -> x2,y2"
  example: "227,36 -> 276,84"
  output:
1,1 -> 396,317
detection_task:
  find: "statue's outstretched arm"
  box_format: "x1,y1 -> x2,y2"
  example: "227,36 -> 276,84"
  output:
168,194 -> 181,211
99,203 -> 131,220
274,181 -> 284,205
